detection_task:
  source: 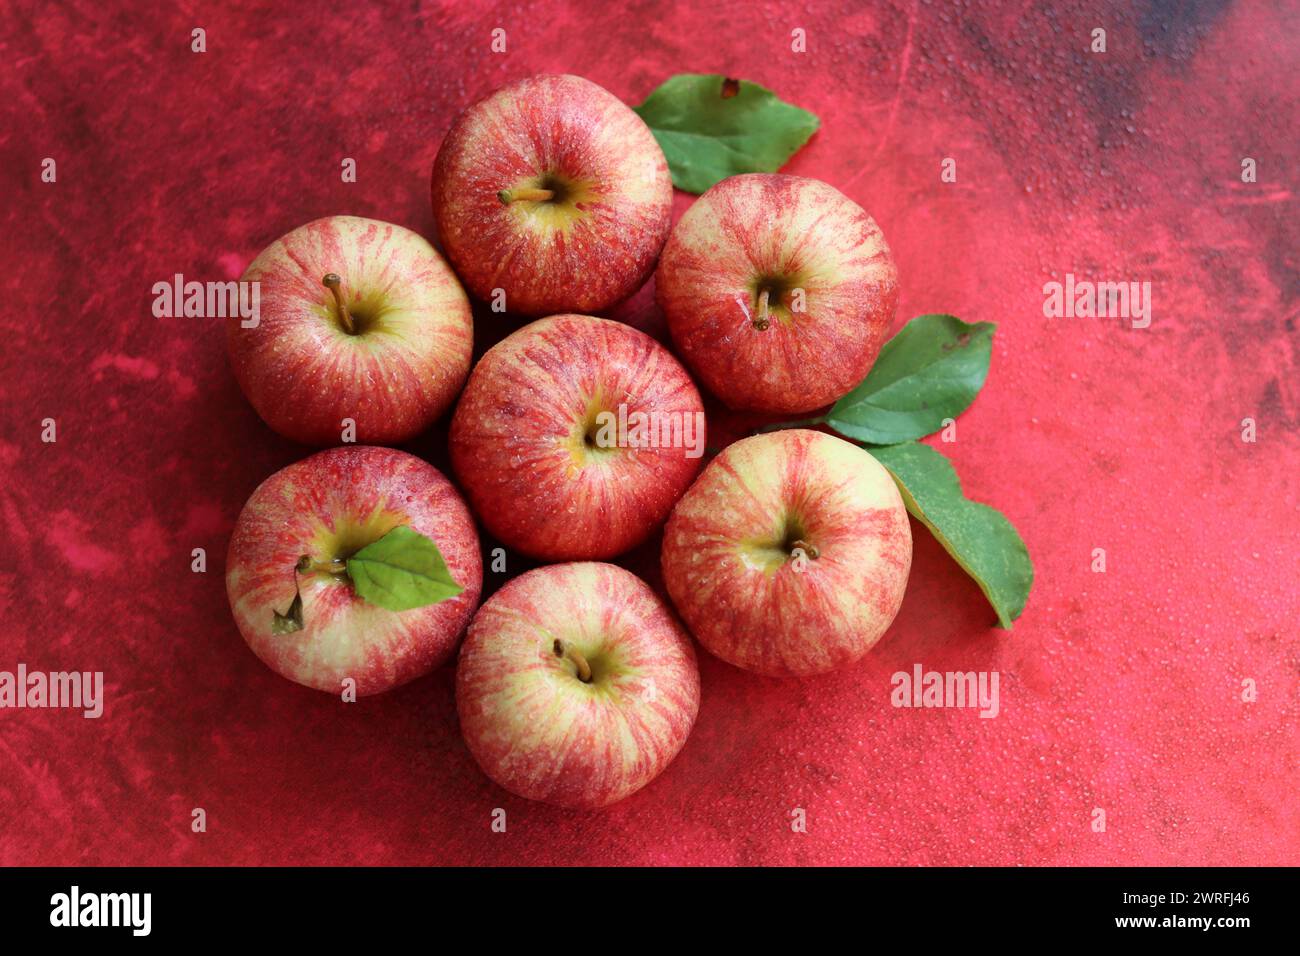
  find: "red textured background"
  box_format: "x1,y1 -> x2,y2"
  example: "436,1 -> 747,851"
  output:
2,0 -> 1296,866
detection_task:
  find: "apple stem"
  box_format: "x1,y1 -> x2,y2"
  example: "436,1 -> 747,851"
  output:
790,539 -> 819,560
753,288 -> 771,331
322,274 -> 356,335
553,639 -> 592,683
499,187 -> 555,204
296,555 -> 348,575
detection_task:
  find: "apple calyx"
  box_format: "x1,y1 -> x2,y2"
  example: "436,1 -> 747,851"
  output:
552,639 -> 593,683
498,187 -> 555,205
753,288 -> 771,331
321,273 -> 357,335
789,539 -> 819,560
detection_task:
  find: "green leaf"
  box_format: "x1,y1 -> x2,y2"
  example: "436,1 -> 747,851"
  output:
345,526 -> 463,612
632,74 -> 820,194
827,315 -> 995,445
867,443 -> 1032,629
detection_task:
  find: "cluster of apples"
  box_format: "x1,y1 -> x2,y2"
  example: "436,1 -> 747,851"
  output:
225,74 -> 912,809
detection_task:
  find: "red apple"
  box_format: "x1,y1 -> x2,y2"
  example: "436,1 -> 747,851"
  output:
662,429 -> 911,676
450,313 -> 705,560
655,173 -> 899,414
227,216 -> 473,446
457,562 -> 700,808
226,445 -> 482,695
431,74 -> 672,316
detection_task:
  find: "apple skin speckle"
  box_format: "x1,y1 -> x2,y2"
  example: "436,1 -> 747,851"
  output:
450,313 -> 705,561
656,174 -> 899,415
431,74 -> 673,317
226,446 -> 483,696
663,430 -> 912,676
457,562 -> 700,809
227,216 -> 473,447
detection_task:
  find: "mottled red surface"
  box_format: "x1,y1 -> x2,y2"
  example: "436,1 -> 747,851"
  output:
1,1 -> 1296,865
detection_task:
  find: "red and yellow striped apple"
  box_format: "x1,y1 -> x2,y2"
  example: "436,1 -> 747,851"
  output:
432,74 -> 672,316
227,216 -> 473,446
655,173 -> 899,414
456,562 -> 700,808
226,446 -> 482,695
450,313 -> 705,560
662,430 -> 911,676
